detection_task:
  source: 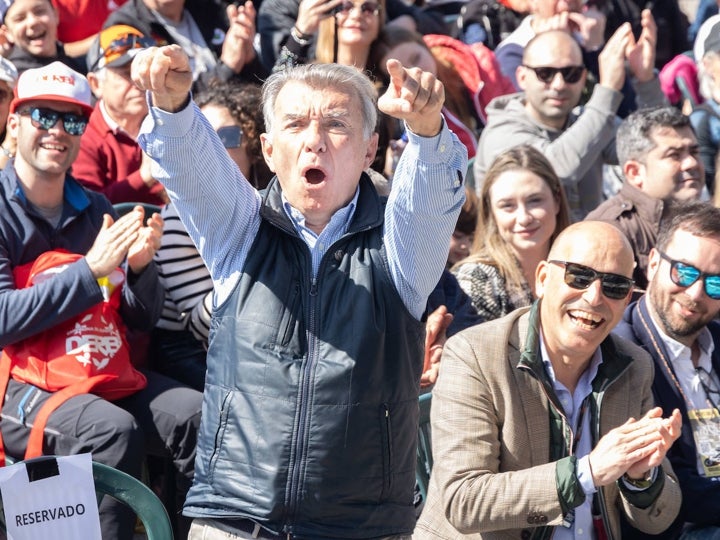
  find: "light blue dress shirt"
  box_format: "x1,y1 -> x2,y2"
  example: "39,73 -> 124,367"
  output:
138,99 -> 467,320
540,334 -> 600,540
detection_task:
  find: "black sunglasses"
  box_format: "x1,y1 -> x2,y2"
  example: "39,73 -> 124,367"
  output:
334,1 -> 381,16
548,260 -> 634,300
17,107 -> 89,136
216,125 -> 242,149
522,65 -> 585,84
658,251 -> 720,300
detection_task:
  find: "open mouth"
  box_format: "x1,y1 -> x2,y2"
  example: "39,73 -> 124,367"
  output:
26,30 -> 47,43
40,142 -> 67,153
568,309 -> 604,330
305,168 -> 326,184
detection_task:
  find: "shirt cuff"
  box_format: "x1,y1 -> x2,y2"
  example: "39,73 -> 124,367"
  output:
576,455 -> 598,496
144,92 -> 196,137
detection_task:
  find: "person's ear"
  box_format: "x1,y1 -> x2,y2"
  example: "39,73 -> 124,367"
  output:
516,65 -> 529,91
623,159 -> 644,189
87,72 -> 102,100
364,132 -> 379,170
7,111 -> 19,139
260,133 -> 276,172
535,260 -> 549,298
646,247 -> 661,283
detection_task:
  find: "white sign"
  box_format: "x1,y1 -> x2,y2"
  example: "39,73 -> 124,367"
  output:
0,453 -> 101,539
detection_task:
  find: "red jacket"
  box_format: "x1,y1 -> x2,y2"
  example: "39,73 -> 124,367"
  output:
423,34 -> 515,159
72,104 -> 166,206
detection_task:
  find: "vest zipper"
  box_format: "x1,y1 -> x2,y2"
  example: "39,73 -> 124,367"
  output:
286,276 -> 319,529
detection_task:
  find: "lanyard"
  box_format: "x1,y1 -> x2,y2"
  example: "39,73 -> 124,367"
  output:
637,300 -> 717,412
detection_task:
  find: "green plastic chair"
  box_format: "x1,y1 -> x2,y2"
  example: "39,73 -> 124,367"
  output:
416,392 -> 433,500
1,455 -> 174,540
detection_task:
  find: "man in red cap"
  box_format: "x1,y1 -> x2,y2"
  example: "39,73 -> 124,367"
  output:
0,60 -> 202,540
73,24 -> 167,206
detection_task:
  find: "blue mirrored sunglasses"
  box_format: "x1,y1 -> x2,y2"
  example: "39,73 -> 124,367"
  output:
658,251 -> 720,300
18,107 -> 89,136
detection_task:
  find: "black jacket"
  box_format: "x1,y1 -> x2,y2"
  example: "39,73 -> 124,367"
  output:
615,296 -> 720,535
184,174 -> 426,538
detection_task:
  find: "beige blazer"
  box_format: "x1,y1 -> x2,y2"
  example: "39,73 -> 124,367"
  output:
414,306 -> 681,540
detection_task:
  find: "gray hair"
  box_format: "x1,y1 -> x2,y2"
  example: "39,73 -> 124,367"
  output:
261,63 -> 378,140
616,106 -> 692,166
698,50 -> 719,101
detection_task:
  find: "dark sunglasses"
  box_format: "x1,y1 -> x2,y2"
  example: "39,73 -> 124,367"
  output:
216,125 -> 242,149
89,33 -> 156,71
522,65 -> 585,84
17,107 -> 89,136
548,260 -> 634,300
334,1 -> 381,16
658,251 -> 720,300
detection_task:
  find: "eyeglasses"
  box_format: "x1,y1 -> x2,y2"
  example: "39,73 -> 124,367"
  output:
522,65 -> 585,84
216,125 -> 242,149
548,260 -> 634,300
90,33 -> 156,71
334,1 -> 381,16
658,251 -> 720,300
17,107 -> 89,136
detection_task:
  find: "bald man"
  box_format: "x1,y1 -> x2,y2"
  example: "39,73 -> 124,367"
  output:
474,15 -> 667,222
415,221 -> 682,540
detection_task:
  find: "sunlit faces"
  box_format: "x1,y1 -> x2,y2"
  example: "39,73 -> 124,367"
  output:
517,32 -> 586,131
647,229 -> 720,346
2,0 -> 58,57
201,103 -> 252,180
448,229 -> 472,266
8,99 -> 84,178
628,126 -> 704,202
0,81 -> 13,135
93,65 -> 147,122
535,223 -> 634,362
260,81 -> 378,235
335,0 -> 381,48
489,168 -> 560,259
380,42 -> 437,76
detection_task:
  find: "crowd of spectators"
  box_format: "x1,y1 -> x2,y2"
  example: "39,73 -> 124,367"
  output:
2,0 -> 720,537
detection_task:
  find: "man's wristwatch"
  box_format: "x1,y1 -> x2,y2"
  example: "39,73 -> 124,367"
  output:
622,469 -> 654,489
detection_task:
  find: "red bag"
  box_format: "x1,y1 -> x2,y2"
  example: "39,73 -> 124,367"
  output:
0,250 -> 147,464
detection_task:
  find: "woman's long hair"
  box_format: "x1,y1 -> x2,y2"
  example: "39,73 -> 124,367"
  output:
315,0 -> 386,66
458,145 -> 570,289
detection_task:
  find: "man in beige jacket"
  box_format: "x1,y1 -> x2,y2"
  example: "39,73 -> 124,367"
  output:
415,221 -> 682,540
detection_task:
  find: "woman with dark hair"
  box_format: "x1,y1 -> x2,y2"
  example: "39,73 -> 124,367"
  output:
452,145 -> 571,321
151,81 -> 272,391
368,26 -> 514,162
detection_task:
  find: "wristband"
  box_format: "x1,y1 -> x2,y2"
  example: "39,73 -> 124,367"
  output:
291,26 -> 312,45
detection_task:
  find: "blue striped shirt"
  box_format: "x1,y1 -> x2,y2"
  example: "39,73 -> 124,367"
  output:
139,100 -> 467,319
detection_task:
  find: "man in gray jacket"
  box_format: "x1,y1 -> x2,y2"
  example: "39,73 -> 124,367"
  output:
474,11 -> 666,222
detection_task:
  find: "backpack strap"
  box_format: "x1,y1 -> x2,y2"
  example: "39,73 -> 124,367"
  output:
24,375 -> 115,460
0,351 -> 12,466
